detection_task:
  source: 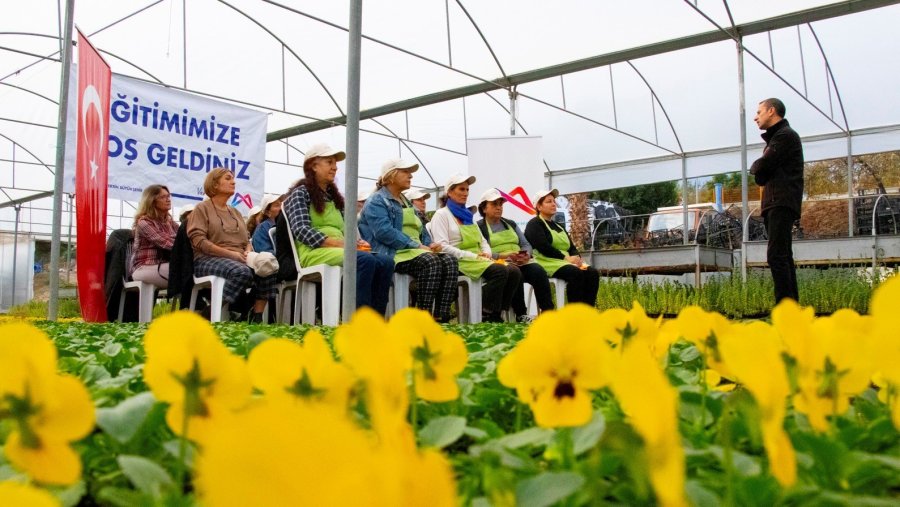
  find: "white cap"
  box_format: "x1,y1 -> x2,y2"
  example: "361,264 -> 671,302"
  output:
478,188 -> 504,205
532,189 -> 559,209
250,194 -> 279,216
380,158 -> 419,176
304,143 -> 346,163
444,173 -> 476,192
177,203 -> 196,217
403,188 -> 431,200
357,190 -> 372,202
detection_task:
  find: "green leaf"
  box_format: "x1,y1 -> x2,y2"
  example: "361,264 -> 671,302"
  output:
96,392 -> 157,444
101,342 -> 123,357
52,480 -> 86,507
515,471 -> 585,507
496,427 -> 555,450
163,439 -> 196,468
419,416 -> 467,448
685,480 -> 719,507
572,411 -> 606,455
117,455 -> 173,497
97,487 -> 146,507
679,345 -> 701,363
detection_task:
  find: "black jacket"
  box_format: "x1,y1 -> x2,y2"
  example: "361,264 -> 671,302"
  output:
104,229 -> 138,321
750,119 -> 804,217
523,217 -> 578,260
168,221 -> 195,309
274,211 -> 298,282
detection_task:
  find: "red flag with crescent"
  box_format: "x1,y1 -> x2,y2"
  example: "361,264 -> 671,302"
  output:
75,30 -> 111,322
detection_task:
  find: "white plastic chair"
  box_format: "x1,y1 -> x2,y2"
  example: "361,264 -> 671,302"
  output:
189,275 -> 229,322
456,275 -> 482,324
281,213 -> 342,326
387,272 -> 414,317
118,279 -> 159,323
268,225 -> 296,324
524,278 -> 567,312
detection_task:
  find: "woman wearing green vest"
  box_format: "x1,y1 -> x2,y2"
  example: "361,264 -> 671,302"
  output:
358,159 -> 458,323
476,189 -> 554,323
430,174 -> 522,323
524,189 -> 600,306
281,144 -> 394,315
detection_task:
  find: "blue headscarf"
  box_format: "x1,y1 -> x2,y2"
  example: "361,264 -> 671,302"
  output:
446,199 -> 474,225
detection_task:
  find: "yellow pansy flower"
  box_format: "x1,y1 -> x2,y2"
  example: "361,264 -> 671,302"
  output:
611,344 -> 686,507
870,276 -> 900,429
248,332 -> 354,409
142,311 -> 251,439
719,321 -> 796,486
498,304 -> 610,427
389,308 -> 468,402
595,302 -> 661,351
334,308 -> 412,428
196,403 -> 386,506
0,323 -> 95,485
0,482 -> 59,507
660,306 -> 732,376
794,310 -> 874,431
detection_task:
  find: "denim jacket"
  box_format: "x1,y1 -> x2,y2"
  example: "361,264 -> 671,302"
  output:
359,186 -> 432,258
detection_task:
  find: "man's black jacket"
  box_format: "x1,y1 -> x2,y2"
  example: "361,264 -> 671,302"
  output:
750,119 -> 804,217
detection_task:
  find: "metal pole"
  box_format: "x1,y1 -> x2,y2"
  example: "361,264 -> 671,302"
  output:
341,0 -> 363,321
12,205 -> 21,308
66,194 -> 74,284
847,135 -> 854,237
681,157 -> 689,245
737,38 -> 749,283
49,0 -> 75,321
509,88 -> 517,136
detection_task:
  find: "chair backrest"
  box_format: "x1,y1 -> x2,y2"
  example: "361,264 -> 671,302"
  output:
280,212 -> 304,274
268,226 -> 277,255
425,220 -> 434,239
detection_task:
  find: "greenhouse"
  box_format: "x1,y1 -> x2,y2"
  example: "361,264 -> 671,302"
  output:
1,0 -> 899,505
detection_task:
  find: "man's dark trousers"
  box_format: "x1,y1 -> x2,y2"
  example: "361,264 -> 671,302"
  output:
764,206 -> 799,302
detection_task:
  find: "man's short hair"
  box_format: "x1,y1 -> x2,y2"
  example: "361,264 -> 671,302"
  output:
760,98 -> 786,118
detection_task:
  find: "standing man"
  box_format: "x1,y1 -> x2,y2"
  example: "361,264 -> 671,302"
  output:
750,98 -> 804,303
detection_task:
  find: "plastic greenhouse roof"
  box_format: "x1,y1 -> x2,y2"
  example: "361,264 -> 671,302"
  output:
1,0 -> 900,234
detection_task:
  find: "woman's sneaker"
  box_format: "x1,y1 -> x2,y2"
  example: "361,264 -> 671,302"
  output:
516,315 -> 534,324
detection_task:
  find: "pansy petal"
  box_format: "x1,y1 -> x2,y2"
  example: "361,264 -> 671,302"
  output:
5,432 -> 82,485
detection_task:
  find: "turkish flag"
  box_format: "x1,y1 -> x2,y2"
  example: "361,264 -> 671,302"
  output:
75,30 -> 111,322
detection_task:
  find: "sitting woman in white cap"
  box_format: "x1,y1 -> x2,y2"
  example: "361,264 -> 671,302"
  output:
402,188 -> 431,227
430,174 -> 522,323
187,168 -> 279,323
524,189 -> 600,306
476,188 -> 554,322
281,143 -> 394,315
247,194 -> 283,254
359,159 -> 458,323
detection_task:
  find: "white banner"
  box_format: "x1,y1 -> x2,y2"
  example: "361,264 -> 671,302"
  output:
467,136 -> 545,227
65,70 -> 267,214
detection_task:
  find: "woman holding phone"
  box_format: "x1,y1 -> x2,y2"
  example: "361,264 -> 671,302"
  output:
476,189 -> 553,322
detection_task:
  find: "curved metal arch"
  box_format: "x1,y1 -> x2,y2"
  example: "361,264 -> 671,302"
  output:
514,89 -> 681,157
624,61 -> 685,154
1,0 -> 165,83
453,0 -> 507,81
0,81 -> 58,105
807,24 -> 850,131
368,118 -> 439,188
0,132 -> 55,175
262,0 -> 509,99
216,0 -> 344,116
682,0 -> 847,133
95,48 -> 165,84
479,92 -> 552,173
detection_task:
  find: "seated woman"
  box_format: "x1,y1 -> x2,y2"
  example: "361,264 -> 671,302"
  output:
524,189 -> 600,307
187,168 -> 278,323
131,184 -> 178,288
359,159 -> 458,323
248,194 -> 283,254
282,143 -> 393,315
430,174 -> 522,323
476,188 -> 553,322
402,188 -> 431,227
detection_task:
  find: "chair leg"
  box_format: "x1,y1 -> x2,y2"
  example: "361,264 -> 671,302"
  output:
300,281 -> 316,325
138,284 -> 155,323
118,289 -> 127,322
321,273 -> 341,326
